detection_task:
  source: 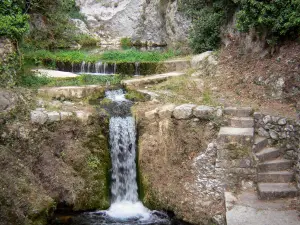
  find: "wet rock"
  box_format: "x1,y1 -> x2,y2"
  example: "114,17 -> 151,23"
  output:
173,104 -> 196,119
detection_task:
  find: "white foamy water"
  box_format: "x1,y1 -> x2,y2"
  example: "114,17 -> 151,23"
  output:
105,89 -> 150,220
105,89 -> 128,102
107,201 -> 150,220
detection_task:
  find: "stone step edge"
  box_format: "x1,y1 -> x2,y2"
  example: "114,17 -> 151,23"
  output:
257,182 -> 299,200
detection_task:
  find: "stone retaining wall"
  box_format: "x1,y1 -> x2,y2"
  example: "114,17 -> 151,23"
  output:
254,112 -> 300,188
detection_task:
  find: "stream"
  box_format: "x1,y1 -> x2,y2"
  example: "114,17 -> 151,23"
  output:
51,90 -> 170,225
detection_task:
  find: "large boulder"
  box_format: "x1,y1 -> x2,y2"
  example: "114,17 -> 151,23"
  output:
191,51 -> 219,77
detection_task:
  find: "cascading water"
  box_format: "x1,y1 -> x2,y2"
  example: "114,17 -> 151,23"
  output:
134,62 -> 141,76
63,90 -> 170,225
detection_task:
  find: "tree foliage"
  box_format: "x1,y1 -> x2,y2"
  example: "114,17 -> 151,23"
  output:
24,0 -> 84,49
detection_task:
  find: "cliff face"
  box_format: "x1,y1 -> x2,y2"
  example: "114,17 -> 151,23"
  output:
76,0 -> 191,46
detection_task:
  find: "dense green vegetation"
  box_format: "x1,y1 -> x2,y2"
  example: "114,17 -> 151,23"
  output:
179,0 -> 236,53
0,0 -> 29,41
18,74 -> 122,88
24,49 -> 176,64
179,0 -> 300,53
236,0 -> 300,45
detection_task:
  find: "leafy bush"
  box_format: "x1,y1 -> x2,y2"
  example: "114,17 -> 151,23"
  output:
0,0 -> 29,41
189,8 -> 223,53
236,0 -> 300,44
74,34 -> 99,47
24,0 -> 86,49
179,0 -> 237,53
120,37 -> 133,48
180,0 -> 300,52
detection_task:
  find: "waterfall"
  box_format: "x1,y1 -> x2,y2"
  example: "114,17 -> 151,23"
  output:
135,62 -> 140,76
104,62 -> 108,74
105,89 -> 149,219
109,117 -> 138,203
95,61 -> 103,74
87,62 -> 91,73
81,61 -> 86,73
63,90 -> 170,224
114,62 -> 117,74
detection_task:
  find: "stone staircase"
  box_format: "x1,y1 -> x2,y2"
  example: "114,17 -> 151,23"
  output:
253,136 -> 298,200
218,107 -> 254,148
218,107 -> 298,200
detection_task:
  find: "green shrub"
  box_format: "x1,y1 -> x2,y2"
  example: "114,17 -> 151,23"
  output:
0,0 -> 29,41
74,34 -> 99,47
180,0 -> 300,51
236,0 -> 300,44
120,37 -> 133,48
179,0 -> 237,53
189,8 -> 223,53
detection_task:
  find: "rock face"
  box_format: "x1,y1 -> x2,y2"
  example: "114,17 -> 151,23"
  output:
137,104 -> 225,224
0,113 -> 111,224
0,38 -> 17,87
75,0 -> 191,46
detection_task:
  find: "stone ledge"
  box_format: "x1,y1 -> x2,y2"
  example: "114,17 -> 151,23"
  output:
31,109 -> 92,124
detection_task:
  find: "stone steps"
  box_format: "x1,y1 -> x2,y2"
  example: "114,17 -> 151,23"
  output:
218,127 -> 254,147
252,136 -> 268,153
258,183 -> 298,200
257,171 -> 294,183
224,107 -> 253,117
258,159 -> 294,172
230,117 -> 254,128
256,147 -> 281,161
122,71 -> 186,87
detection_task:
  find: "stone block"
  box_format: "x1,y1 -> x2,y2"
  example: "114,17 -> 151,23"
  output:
47,111 -> 60,122
158,104 -> 175,119
193,105 -> 215,119
60,111 -> 73,120
173,104 -> 196,119
31,110 -> 48,124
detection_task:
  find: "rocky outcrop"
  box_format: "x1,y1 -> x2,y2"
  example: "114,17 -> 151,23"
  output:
0,90 -> 111,225
0,38 -> 17,87
75,0 -> 191,46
